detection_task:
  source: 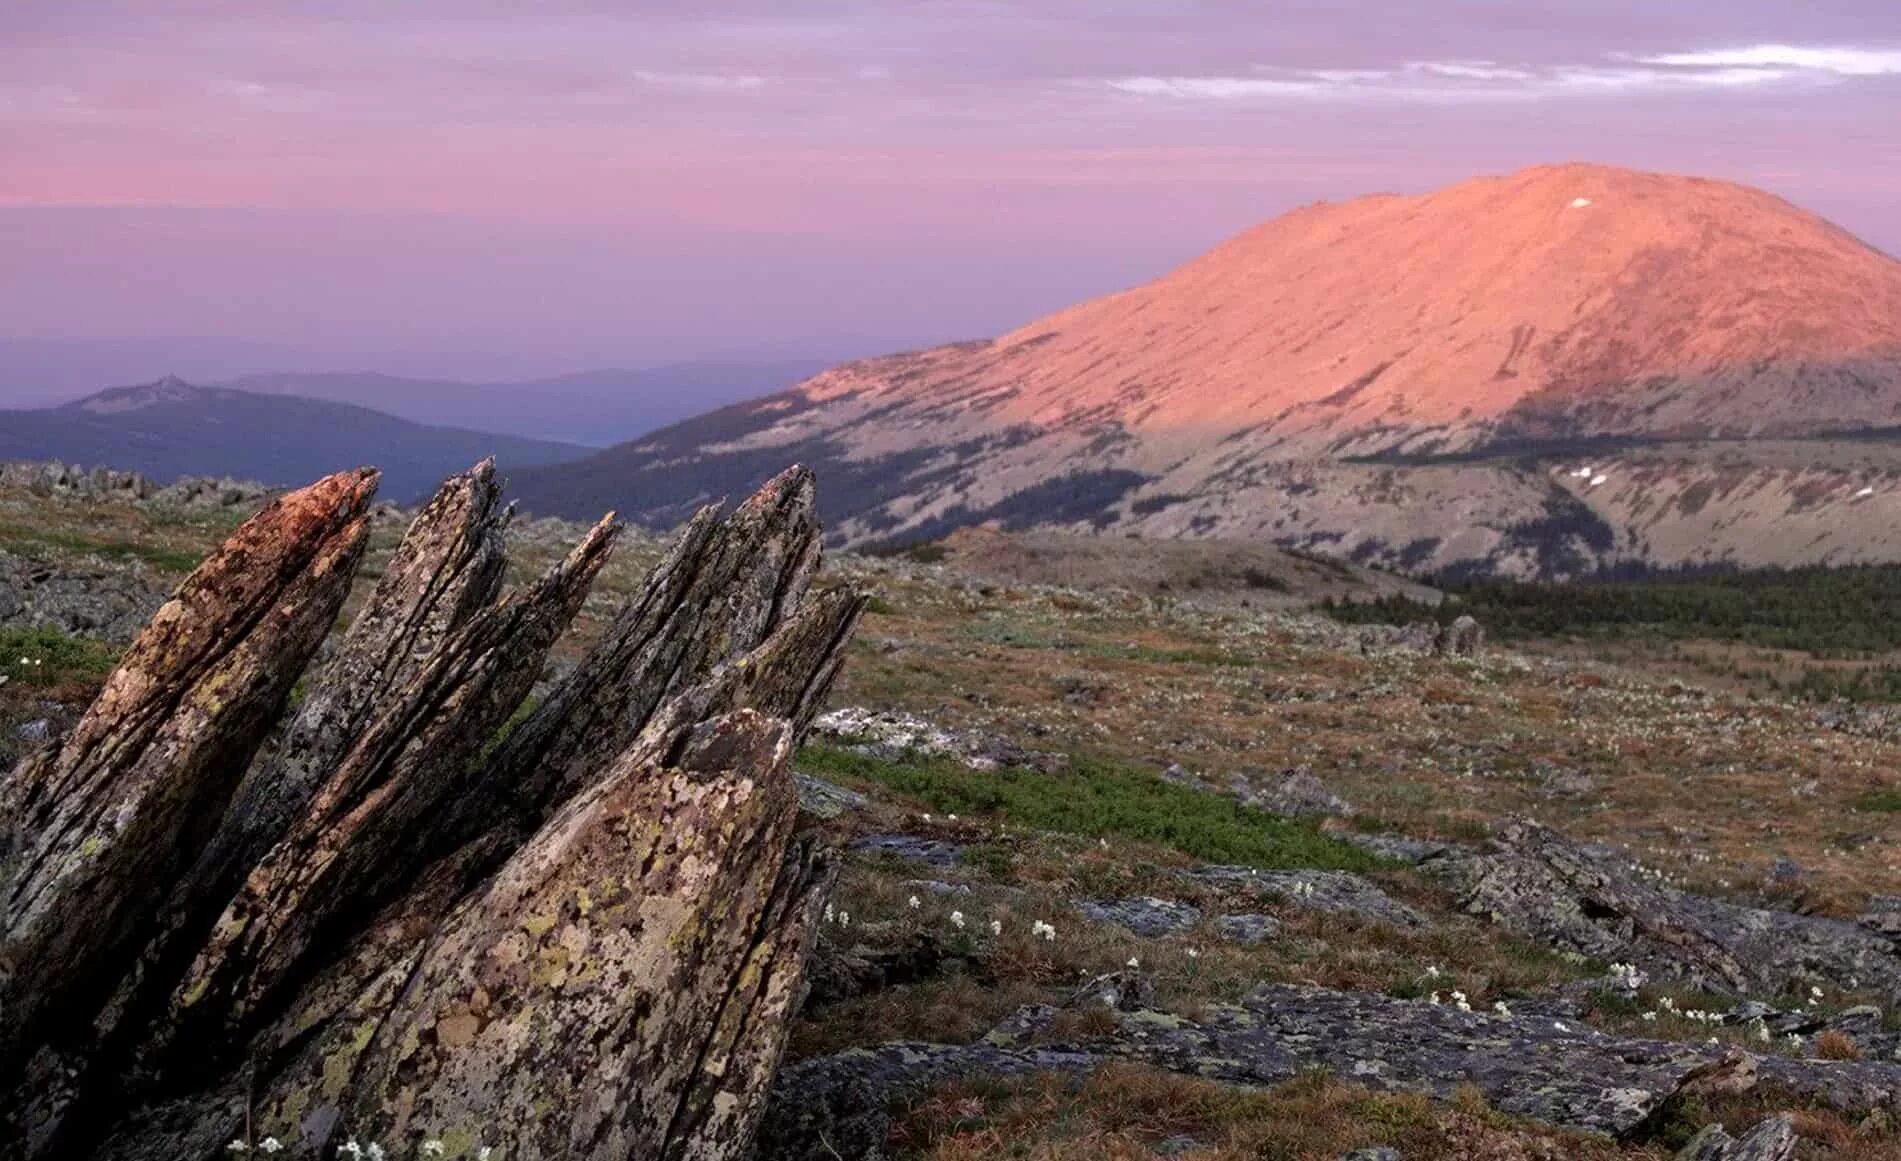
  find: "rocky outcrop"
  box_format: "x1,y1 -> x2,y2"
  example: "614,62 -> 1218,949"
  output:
1434,614 -> 1485,657
1675,1115 -> 1797,1161
0,460 -> 270,510
811,706 -> 1070,773
0,461 -> 864,1161
1428,820 -> 1901,997
761,984 -> 1901,1159
0,552 -> 167,642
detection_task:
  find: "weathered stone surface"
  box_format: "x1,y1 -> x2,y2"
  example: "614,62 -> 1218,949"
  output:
850,834 -> 966,868
1428,819 -> 1901,996
0,551 -> 167,642
327,711 -> 833,1161
812,705 -> 1070,773
1181,866 -> 1428,929
0,470 -> 377,1088
1675,1115 -> 1796,1160
1434,614 -> 1484,657
795,772 -> 870,818
1250,765 -> 1356,817
1213,913 -> 1283,945
474,466 -> 822,845
1078,896 -> 1202,938
166,513 -> 621,1049
766,984 -> 1901,1159
123,464 -> 514,1051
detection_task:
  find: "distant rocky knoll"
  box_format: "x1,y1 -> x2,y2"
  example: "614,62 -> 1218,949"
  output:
0,378 -> 592,501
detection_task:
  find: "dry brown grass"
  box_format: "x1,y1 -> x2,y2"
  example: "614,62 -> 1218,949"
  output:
1815,1029 -> 1863,1061
894,1064 -> 1652,1160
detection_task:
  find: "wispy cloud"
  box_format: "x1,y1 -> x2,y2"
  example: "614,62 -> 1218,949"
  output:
1633,45 -> 1901,77
631,70 -> 768,92
1105,43 -> 1901,103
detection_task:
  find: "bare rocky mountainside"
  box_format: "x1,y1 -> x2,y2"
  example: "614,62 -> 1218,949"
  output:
510,164 -> 1901,578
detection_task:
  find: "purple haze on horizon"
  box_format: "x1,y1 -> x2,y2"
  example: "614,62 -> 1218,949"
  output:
2,2 -> 1899,397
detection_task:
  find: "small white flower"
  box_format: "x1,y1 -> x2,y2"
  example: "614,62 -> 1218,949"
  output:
1553,1021 -> 1569,1032
226,1143 -> 248,1155
907,896 -> 921,910
1428,991 -> 1442,1005
1450,990 -> 1471,1012
1126,957 -> 1140,969
949,910 -> 965,929
838,910 -> 850,928
1492,1001 -> 1512,1018
1641,1011 -> 1658,1022
1425,965 -> 1442,979
823,903 -> 835,924
947,814 -> 958,822
259,1140 -> 282,1155
989,919 -> 1002,936
422,1141 -> 444,1158
339,1143 -> 363,1160
1185,947 -> 1200,959
479,1150 -> 493,1161
367,1145 -> 385,1161
921,813 -> 933,822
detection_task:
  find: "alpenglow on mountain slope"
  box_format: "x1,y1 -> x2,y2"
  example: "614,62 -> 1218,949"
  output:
511,164 -> 1901,577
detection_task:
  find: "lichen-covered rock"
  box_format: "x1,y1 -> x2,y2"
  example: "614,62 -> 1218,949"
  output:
333,711 -> 832,1161
0,470 -> 377,1076
1,462 -> 864,1161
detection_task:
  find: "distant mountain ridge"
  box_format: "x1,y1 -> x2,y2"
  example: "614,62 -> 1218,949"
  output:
507,163 -> 1901,578
221,360 -> 830,446
0,377 -> 591,501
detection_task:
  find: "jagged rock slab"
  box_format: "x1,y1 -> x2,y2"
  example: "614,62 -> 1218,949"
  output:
2,460 -> 862,1161
0,469 -> 378,1088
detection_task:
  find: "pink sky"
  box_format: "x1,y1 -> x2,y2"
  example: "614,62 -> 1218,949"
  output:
3,2 -> 1899,382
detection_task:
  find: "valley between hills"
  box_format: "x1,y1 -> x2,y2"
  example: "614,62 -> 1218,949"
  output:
4,462 -> 1900,1159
